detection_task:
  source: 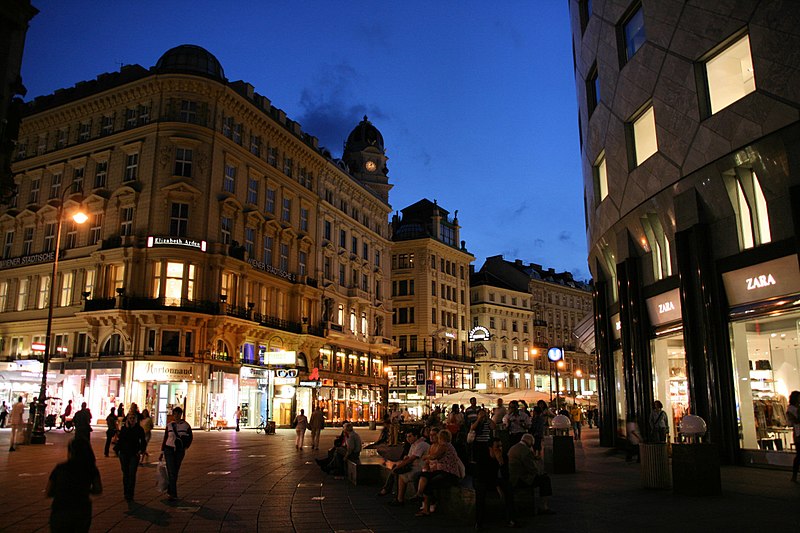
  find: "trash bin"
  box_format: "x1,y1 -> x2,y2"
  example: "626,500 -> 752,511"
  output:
552,435 -> 576,474
23,421 -> 34,444
369,420 -> 376,431
671,443 -> 720,495
639,443 -> 670,489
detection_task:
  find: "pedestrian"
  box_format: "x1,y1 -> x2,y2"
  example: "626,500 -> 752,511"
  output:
570,404 -> 584,440
414,429 -> 462,516
309,406 -> 325,450
46,438 -> 102,533
293,408 -> 308,450
8,396 -> 24,451
161,406 -> 192,501
72,402 -> 93,441
474,437 -> 515,529
129,402 -> 141,421
787,390 -> 800,483
0,400 -> 7,428
626,412 -> 642,463
531,406 -> 546,454
139,409 -> 154,463
507,434 -> 556,515
61,400 -> 73,429
117,404 -> 125,419
104,407 -> 118,457
648,400 -> 669,443
464,397 -> 480,429
502,401 -> 531,446
235,406 -> 242,431
491,398 -> 507,428
586,407 -> 594,429
117,411 -> 147,501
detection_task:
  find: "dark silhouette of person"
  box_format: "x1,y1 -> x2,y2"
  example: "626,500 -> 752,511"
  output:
46,438 -> 102,532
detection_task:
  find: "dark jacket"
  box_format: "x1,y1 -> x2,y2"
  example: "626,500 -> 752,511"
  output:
116,423 -> 146,456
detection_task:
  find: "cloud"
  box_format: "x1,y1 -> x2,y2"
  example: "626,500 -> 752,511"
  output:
296,62 -> 385,157
558,231 -> 572,243
532,238 -> 544,248
512,202 -> 528,218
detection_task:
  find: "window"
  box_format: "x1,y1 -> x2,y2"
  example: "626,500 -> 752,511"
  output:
323,256 -> 331,280
223,164 -> 236,193
0,281 -> 7,311
174,148 -> 193,177
138,104 -> 150,124
65,230 -> 80,261
84,269 -> 96,297
72,167 -> 84,190
169,203 -> 188,237
299,251 -> 307,276
250,135 -> 261,156
179,100 -> 197,123
339,264 -> 346,286
29,178 -> 40,204
17,278 -> 28,311
300,207 -> 308,232
374,250 -> 381,267
339,229 -> 346,248
50,172 -> 62,199
126,107 -> 138,128
247,178 -> 258,204
324,220 -> 332,240
362,242 -> 368,260
43,222 -> 56,252
724,167 -> 771,250
37,133 -> 47,155
124,153 -> 139,182
56,128 -> 68,149
267,147 -> 278,166
60,272 -> 74,306
594,151 -> 608,203
279,243 -> 289,271
281,197 -> 291,222
79,121 -> 91,142
351,236 -> 358,254
220,216 -> 232,245
265,187 -> 276,214
245,227 -> 255,256
120,207 -> 134,237
641,213 -> 672,280
631,105 -> 657,166
232,123 -> 242,144
94,161 -> 108,188
587,64 -> 600,116
3,231 -> 13,258
160,262 -> 195,306
440,224 -> 455,246
431,280 -> 436,296
16,140 -> 26,159
705,34 -> 755,115
89,214 -> 103,245
283,157 -> 293,177
263,235 -> 273,265
38,274 -> 50,309
101,115 -> 114,135
23,227 -> 33,255
622,4 -> 645,61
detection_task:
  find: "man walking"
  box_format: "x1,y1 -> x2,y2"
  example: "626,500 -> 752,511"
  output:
73,402 -> 93,441
309,406 -> 325,450
0,400 -> 8,428
161,406 -> 192,501
8,396 -> 24,451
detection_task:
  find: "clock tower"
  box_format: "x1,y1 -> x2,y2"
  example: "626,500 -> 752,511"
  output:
342,116 -> 392,204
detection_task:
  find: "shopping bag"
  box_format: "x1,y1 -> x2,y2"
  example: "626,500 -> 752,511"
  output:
156,458 -> 169,493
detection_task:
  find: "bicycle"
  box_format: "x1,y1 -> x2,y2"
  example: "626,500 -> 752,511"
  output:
255,416 -> 275,435
202,413 -> 222,432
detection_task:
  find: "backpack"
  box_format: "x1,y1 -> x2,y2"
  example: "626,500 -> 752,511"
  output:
172,422 -> 193,451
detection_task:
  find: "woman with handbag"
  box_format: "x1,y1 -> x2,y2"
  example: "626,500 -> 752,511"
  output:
117,412 -> 147,501
104,408 -> 118,457
648,400 -> 669,443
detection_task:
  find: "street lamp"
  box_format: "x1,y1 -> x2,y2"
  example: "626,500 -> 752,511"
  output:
547,347 -> 563,404
30,183 -> 86,444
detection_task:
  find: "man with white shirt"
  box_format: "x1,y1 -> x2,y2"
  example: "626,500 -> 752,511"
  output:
382,428 -> 430,505
8,397 -> 24,451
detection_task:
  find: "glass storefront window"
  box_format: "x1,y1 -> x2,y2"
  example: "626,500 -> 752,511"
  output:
613,349 -> 626,439
730,312 -> 800,452
651,334 -> 688,442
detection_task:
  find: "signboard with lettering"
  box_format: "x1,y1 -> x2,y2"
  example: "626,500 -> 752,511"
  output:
547,347 -> 563,362
416,369 -> 425,384
426,379 -> 436,396
133,361 -> 202,382
147,236 -> 207,251
722,255 -> 800,307
247,258 -> 296,282
646,288 -> 682,327
240,366 -> 269,379
469,326 -> 491,342
263,351 -> 296,366
0,251 -> 55,270
275,368 -> 298,378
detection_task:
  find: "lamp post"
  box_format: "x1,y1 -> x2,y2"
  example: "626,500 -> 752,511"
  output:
547,347 -> 563,406
30,183 -> 86,444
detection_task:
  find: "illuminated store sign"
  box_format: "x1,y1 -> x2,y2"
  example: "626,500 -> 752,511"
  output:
444,331 -> 456,339
133,361 -> 202,381
263,351 -> 296,366
241,366 -> 268,379
247,258 -> 296,282
547,347 -> 563,362
275,369 -> 298,378
722,255 -> 800,306
469,326 -> 491,342
646,288 -> 682,326
147,236 -> 207,251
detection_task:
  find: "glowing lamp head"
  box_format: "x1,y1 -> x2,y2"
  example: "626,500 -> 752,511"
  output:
72,211 -> 89,224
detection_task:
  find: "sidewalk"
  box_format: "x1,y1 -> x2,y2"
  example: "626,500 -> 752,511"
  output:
0,426 -> 797,532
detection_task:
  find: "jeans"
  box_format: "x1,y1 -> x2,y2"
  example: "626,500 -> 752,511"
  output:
104,430 -> 116,456
310,429 -> 321,449
164,446 -> 186,498
119,451 -> 140,499
573,421 -> 582,439
295,428 -> 306,448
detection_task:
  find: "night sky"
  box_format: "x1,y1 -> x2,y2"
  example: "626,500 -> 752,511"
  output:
20,1 -> 588,281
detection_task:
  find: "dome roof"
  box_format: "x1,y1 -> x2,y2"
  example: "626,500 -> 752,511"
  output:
155,45 -> 225,81
344,115 -> 384,153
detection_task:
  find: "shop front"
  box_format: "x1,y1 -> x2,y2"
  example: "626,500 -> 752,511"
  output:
271,369 -> 297,426
207,365 -> 239,429
240,365 -> 269,428
723,255 -> 800,467
646,288 -> 689,443
88,362 -> 124,425
610,313 -> 625,441
0,359 -> 64,408
129,360 -> 204,427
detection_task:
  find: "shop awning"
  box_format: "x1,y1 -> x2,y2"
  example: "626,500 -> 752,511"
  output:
0,371 -> 66,383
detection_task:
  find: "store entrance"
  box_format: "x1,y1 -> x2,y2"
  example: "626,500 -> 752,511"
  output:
651,333 -> 688,442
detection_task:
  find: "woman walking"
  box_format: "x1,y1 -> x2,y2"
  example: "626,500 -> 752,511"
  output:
117,412 -> 147,501
294,409 -> 308,450
139,409 -> 154,464
47,438 -> 102,532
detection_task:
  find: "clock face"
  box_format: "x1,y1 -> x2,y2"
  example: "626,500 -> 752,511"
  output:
365,161 -> 377,172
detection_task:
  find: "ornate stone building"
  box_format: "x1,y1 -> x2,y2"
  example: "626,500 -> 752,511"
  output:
572,0 -> 800,467
0,45 -> 394,428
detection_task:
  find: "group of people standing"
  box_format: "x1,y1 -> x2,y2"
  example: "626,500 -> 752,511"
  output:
292,406 -> 326,450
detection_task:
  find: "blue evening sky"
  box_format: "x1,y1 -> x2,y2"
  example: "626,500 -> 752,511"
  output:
20,1 -> 588,281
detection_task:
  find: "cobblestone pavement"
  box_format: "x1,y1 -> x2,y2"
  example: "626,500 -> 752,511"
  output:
1,426 -> 798,532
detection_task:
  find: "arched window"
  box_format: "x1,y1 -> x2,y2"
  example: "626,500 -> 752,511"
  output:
297,352 -> 308,370
102,334 -> 123,356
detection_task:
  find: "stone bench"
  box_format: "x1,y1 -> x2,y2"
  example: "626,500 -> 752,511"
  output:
346,452 -> 385,486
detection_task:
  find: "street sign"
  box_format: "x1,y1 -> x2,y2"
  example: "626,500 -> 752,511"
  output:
547,347 -> 563,362
426,380 -> 436,396
416,369 -> 425,384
